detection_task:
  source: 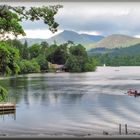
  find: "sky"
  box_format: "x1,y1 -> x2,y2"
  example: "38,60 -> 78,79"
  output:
2,2 -> 140,39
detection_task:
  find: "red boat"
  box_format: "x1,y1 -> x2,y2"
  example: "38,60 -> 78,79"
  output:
127,89 -> 140,96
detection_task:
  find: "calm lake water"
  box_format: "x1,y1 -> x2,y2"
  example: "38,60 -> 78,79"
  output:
0,66 -> 140,136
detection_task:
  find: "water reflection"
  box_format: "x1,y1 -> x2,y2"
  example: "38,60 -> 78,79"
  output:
6,76 -> 31,106
0,110 -> 16,120
0,67 -> 140,136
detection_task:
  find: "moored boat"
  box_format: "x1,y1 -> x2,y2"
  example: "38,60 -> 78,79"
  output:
127,89 -> 140,96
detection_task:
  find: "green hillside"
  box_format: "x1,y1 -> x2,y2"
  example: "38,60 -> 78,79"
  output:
110,43 -> 140,56
87,34 -> 140,49
88,43 -> 140,56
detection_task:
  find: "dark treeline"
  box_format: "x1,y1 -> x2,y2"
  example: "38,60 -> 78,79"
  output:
0,39 -> 97,75
94,53 -> 140,66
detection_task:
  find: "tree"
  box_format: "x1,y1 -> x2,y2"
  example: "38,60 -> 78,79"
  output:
29,44 -> 41,59
0,5 -> 25,39
0,41 -> 20,76
22,40 -> 29,59
0,4 -> 62,101
19,59 -> 40,74
46,43 -> 69,65
65,44 -> 96,72
0,85 -> 8,102
40,41 -> 49,49
65,55 -> 81,72
7,39 -> 25,59
53,43 -> 69,64
40,41 -> 49,56
0,5 -> 62,39
36,55 -> 49,71
69,44 -> 87,57
83,57 -> 97,72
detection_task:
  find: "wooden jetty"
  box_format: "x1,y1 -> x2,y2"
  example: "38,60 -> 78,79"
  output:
0,103 -> 16,111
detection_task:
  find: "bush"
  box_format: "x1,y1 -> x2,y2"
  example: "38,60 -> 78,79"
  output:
19,59 -> 40,74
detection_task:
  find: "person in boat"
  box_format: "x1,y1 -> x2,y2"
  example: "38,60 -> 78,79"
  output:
127,89 -> 136,95
127,89 -> 133,94
135,90 -> 137,96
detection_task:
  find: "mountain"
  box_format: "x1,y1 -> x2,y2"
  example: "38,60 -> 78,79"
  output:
88,34 -> 140,49
47,30 -> 104,45
20,30 -> 104,46
80,34 -> 104,42
20,38 -> 46,46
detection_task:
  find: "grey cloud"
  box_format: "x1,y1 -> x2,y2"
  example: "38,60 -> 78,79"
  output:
55,14 -> 140,36
20,2 -> 140,37
21,21 -> 49,30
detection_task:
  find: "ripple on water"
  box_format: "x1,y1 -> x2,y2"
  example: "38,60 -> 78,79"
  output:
0,66 -> 140,136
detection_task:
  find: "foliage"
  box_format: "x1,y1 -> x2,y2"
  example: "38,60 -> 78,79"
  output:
29,44 -> 41,59
0,5 -> 25,39
83,57 -> 97,72
65,44 -> 96,72
0,40 -> 97,75
0,85 -> 8,102
89,43 -> 140,66
0,41 -> 20,76
65,55 -> 81,72
22,40 -> 29,59
36,55 -> 49,71
19,59 -> 40,74
47,43 -> 69,65
46,43 -> 58,63
0,4 -> 62,102
95,53 -> 140,66
0,5 -> 62,39
7,39 -> 29,60
69,44 -> 87,57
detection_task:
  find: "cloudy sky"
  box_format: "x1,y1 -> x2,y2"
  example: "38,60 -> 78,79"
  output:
2,2 -> 140,39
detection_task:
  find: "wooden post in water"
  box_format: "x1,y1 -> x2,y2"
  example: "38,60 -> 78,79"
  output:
125,124 -> 128,135
119,124 -> 121,135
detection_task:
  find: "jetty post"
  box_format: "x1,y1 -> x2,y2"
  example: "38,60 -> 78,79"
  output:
119,124 -> 121,135
125,124 -> 128,135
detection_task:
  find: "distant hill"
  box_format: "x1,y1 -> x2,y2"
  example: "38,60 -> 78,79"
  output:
88,43 -> 140,56
47,30 -> 104,45
80,33 -> 104,42
20,38 -> 46,47
20,33 -> 140,51
88,34 -> 140,49
20,30 -> 104,46
110,43 -> 140,56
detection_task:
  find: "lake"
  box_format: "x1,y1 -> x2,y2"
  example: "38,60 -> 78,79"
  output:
0,66 -> 140,137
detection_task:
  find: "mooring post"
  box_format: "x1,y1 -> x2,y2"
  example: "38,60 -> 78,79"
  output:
125,124 -> 128,135
119,124 -> 121,135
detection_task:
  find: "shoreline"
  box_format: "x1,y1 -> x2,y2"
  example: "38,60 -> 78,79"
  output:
0,129 -> 140,137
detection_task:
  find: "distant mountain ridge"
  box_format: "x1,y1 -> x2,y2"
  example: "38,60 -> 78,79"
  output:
20,30 -> 104,46
20,38 -> 46,46
89,34 -> 140,49
47,30 -> 104,44
20,31 -> 140,52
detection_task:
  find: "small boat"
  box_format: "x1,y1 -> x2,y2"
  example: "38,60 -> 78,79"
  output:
126,89 -> 140,97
